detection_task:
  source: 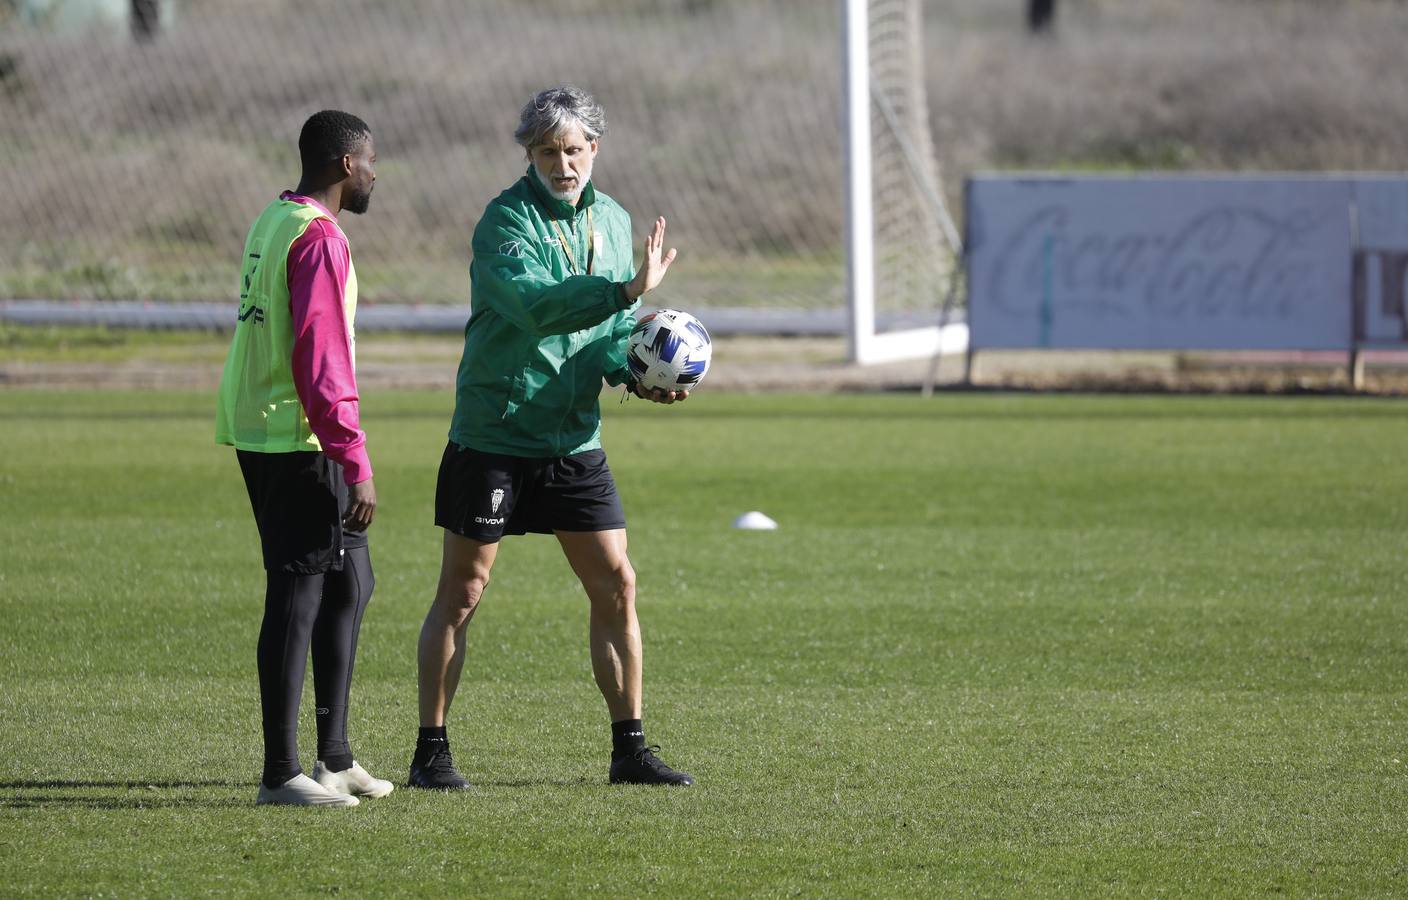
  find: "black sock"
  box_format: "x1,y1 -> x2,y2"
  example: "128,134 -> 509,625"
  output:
318,730 -> 353,773
611,718 -> 646,760
416,726 -> 449,762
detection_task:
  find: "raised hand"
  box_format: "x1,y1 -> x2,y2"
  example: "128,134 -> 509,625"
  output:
624,216 -> 677,301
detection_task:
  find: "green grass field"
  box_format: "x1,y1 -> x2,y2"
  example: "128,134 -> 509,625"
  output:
2,389 -> 1406,896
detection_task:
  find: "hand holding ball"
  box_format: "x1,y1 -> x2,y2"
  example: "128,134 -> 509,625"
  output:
626,309 -> 712,394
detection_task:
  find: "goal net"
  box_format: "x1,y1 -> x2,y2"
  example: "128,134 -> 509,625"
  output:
0,0 -> 958,360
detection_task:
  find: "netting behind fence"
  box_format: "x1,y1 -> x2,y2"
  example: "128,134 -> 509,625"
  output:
0,0 -> 954,329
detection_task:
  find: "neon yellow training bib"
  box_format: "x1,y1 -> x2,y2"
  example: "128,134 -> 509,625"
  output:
214,198 -> 357,452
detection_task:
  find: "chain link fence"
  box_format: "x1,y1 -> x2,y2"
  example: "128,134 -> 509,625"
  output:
1,0 -> 955,334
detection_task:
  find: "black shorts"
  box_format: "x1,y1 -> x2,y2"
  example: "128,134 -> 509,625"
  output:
434,442 -> 626,543
236,449 -> 367,575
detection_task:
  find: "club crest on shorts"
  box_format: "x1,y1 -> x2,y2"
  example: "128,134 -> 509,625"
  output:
490,488 -> 505,514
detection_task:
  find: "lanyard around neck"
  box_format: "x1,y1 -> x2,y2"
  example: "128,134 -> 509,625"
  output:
551,207 -> 594,276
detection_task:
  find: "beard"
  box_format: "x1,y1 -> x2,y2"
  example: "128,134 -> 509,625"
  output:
538,160 -> 592,203
344,185 -> 372,215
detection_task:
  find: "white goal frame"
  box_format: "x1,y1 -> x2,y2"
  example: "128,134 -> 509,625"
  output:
843,0 -> 968,365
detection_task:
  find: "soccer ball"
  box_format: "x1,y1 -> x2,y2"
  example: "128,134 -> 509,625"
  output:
626,308 -> 712,393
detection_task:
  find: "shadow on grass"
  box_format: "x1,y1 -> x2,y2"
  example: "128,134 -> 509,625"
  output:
470,778 -> 594,789
0,778 -> 250,810
0,795 -> 250,810
0,779 -> 242,789
0,777 -> 604,807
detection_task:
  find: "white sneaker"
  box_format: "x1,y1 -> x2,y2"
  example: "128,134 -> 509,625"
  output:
313,760 -> 395,799
256,772 -> 359,807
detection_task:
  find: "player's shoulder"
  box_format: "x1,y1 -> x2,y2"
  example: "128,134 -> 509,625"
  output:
302,216 -> 347,241
293,215 -> 349,251
288,216 -> 349,267
475,182 -> 536,235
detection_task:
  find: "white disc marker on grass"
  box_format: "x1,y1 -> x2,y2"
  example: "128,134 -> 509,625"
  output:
732,511 -> 778,530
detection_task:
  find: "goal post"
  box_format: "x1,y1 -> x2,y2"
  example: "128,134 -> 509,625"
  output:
843,0 -> 876,365
843,0 -> 967,365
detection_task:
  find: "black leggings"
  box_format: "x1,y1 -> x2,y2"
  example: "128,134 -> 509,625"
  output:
257,545 -> 374,787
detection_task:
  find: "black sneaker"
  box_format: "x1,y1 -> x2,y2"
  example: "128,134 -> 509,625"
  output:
609,745 -> 694,786
408,746 -> 472,790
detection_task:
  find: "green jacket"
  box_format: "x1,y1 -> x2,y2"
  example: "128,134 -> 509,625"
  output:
449,167 -> 638,456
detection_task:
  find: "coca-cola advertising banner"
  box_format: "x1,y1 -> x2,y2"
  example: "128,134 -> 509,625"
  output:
965,174 -> 1408,351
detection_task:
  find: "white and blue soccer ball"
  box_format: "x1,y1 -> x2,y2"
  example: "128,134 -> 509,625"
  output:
626,308 -> 712,393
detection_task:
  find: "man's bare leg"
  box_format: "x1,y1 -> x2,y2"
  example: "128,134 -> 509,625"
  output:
409,529 -> 496,789
556,528 -> 641,720
557,528 -> 692,786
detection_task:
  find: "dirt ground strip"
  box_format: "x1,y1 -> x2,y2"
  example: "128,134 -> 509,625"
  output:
4,336 -> 1408,396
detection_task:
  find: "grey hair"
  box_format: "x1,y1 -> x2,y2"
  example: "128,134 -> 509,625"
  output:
514,85 -> 607,149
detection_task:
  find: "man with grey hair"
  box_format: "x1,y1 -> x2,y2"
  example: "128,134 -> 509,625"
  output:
409,85 -> 694,789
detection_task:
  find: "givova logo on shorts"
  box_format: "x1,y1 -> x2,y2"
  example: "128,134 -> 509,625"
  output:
475,488 -> 507,526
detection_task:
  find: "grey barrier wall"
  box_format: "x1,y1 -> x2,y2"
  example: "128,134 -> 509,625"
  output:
0,301 -> 869,337
966,174 -> 1408,353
